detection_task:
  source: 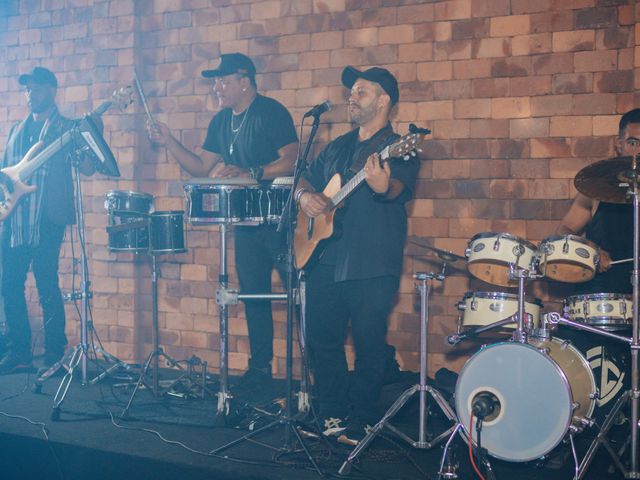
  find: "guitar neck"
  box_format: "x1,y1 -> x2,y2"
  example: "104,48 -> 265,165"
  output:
329,144 -> 391,208
19,129 -> 75,182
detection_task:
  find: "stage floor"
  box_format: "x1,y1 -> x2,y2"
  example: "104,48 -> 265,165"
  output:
0,364 -> 627,480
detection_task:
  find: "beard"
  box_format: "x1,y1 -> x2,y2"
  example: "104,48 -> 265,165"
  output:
349,101 -> 377,126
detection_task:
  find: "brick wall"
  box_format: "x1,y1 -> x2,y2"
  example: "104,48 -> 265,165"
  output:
0,0 -> 637,377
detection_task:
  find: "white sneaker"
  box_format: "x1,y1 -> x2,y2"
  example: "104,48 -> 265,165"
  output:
321,416 -> 347,437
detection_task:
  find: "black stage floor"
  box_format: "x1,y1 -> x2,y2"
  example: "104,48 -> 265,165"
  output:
0,364 -> 628,480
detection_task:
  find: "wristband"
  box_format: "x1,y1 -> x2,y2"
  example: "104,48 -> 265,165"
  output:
295,188 -> 307,204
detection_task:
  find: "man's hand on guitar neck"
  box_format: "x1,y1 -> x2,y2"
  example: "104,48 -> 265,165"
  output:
363,152 -> 390,195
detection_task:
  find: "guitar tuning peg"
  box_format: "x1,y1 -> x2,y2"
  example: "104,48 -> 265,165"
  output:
403,154 -> 410,160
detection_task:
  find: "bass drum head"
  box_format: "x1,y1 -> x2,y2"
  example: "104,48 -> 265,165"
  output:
455,342 -> 573,462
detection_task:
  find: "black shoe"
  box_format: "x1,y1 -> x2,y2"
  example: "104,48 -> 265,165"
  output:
0,350 -> 33,374
232,366 -> 273,399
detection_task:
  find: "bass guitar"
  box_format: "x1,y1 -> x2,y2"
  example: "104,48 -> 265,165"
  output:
0,86 -> 132,222
294,126 -> 427,269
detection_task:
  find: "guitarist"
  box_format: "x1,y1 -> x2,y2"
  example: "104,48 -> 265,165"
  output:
0,67 -> 96,374
295,66 -> 419,441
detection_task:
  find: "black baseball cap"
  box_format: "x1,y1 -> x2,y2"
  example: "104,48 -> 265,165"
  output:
18,66 -> 58,88
341,66 -> 399,105
202,53 -> 256,79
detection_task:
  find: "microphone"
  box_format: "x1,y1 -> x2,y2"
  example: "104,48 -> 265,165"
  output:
303,100 -> 332,118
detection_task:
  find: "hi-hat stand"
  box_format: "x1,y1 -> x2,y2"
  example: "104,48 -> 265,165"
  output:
339,266 -> 458,475
33,154 -> 131,420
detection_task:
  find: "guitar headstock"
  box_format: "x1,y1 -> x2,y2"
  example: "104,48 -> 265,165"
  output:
387,132 -> 425,160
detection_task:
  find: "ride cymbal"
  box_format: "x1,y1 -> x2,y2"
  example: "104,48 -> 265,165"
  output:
574,156 -> 638,204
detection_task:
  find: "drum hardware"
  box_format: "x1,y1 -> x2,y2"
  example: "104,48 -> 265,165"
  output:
339,268 -> 458,476
551,152 -> 640,479
121,226 -> 199,418
407,235 -> 466,263
210,119 -> 324,477
446,313 -> 527,346
456,291 -> 542,334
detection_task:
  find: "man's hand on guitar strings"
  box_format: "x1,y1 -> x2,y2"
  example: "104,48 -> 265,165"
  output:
299,191 -> 328,218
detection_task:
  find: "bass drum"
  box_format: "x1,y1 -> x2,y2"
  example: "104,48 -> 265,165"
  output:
455,339 -> 596,462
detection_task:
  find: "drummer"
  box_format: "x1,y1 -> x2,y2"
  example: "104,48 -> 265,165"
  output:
148,53 -> 298,398
556,108 -> 640,294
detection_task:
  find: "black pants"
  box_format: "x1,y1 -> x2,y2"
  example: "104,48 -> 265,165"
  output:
2,219 -> 66,358
306,264 -> 399,421
235,225 -> 287,370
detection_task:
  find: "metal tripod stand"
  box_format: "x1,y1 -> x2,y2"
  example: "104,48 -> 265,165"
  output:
33,156 -> 131,420
120,254 -> 213,418
339,267 -> 458,475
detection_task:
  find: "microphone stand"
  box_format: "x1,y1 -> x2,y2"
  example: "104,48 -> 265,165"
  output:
210,112 -> 324,476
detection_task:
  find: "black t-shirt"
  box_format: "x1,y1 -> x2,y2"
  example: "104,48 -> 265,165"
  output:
202,94 -> 298,169
574,202 -> 634,294
303,123 -> 419,281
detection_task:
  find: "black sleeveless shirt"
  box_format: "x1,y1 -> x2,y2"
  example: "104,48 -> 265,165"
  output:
574,202 -> 634,294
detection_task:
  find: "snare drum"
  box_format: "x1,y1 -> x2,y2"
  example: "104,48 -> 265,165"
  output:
537,235 -> 599,283
466,232 -> 537,287
565,293 -> 631,331
455,338 -> 596,462
105,190 -> 154,216
184,178 -> 260,225
150,211 -> 186,254
457,291 -> 542,331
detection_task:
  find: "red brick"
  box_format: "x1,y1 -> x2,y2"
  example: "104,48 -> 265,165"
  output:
490,15 -> 531,37
594,70 -> 634,93
552,30 -> 595,52
531,94 -> 573,116
530,11 -> 574,33
416,101 -> 454,121
453,139 -> 491,158
490,179 -> 528,198
399,42 -> 434,62
417,61 -> 453,81
531,138 -> 572,158
528,179 -> 570,199
452,18 -> 489,40
471,77 -> 509,97
400,81 -> 434,102
379,25 -> 414,45
572,93 -> 617,115
432,159 -> 470,178
575,7 -> 617,29
491,97 -> 531,119
550,116 -> 593,137
574,50 -> 617,72
453,59 -> 492,79
434,40 -> 472,61
571,136 -> 614,158
470,119 -> 509,138
491,57 -> 532,77
510,118 -> 549,138
397,5 -> 435,24
551,72 -> 592,94
473,38 -> 510,58
433,79 -> 471,100
512,33 -> 553,56
434,0 -> 472,21
491,139 -> 530,159
454,98 -> 491,119
470,0 -> 510,17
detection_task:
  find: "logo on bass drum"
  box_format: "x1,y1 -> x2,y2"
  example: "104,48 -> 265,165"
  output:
586,346 -> 625,407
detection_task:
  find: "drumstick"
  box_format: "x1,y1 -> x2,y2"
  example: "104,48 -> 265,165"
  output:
610,258 -> 633,265
133,68 -> 156,127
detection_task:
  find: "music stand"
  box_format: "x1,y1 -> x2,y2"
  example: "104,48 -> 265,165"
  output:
33,107 -> 130,420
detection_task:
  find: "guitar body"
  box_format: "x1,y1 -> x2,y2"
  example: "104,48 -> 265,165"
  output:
0,142 -> 41,222
294,173 -> 342,269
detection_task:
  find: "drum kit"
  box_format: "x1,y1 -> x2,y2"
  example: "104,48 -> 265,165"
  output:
435,156 -> 640,479
103,178 -> 297,415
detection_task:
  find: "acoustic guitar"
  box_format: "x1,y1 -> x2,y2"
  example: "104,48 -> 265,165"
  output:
294,128 -> 427,269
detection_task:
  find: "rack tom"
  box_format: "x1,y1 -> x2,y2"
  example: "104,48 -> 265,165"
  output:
537,235 -> 599,283
466,232 -> 537,287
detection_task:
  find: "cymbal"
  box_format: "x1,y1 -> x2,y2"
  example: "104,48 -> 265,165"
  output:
574,156 -> 638,204
407,236 -> 466,263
